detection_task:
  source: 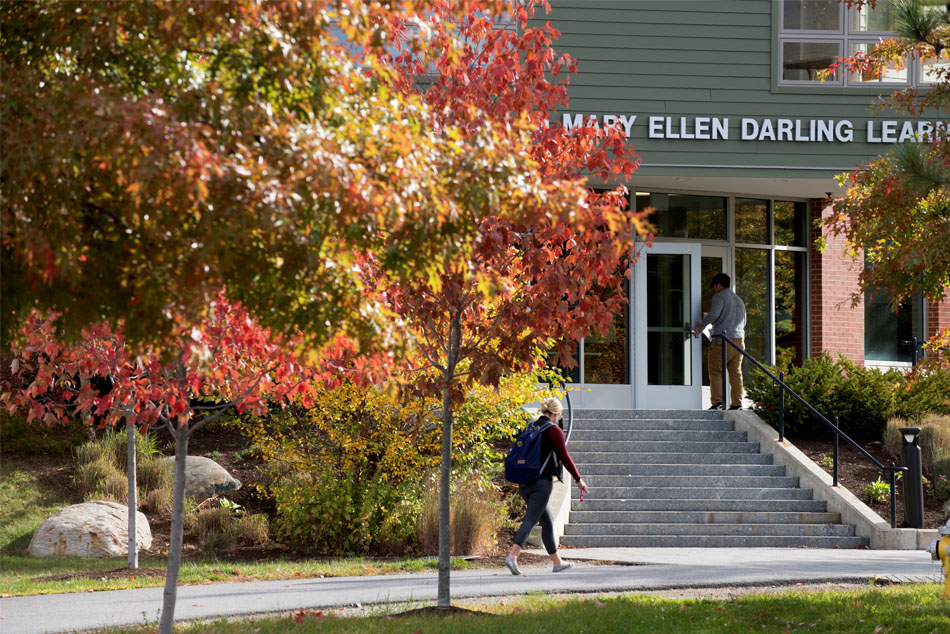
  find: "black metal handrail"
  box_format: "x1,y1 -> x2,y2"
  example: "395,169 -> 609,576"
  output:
713,334 -> 907,528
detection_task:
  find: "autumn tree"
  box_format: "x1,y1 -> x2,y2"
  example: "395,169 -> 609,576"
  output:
380,2 -> 648,606
1,0 -> 638,625
1,0 -> 506,357
824,0 -> 950,313
2,298 -> 327,634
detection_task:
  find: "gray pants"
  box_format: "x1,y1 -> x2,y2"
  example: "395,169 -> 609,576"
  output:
513,477 -> 556,554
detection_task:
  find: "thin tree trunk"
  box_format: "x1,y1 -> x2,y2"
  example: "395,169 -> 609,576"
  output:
158,426 -> 188,634
126,418 -> 138,570
436,315 -> 461,609
437,383 -> 453,608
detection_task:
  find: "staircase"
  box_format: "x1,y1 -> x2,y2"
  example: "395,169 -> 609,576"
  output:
562,409 -> 868,548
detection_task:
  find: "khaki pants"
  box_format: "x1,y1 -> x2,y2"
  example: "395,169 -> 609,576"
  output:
709,338 -> 744,408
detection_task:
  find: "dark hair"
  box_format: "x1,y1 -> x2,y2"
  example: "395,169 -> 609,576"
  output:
710,273 -> 731,288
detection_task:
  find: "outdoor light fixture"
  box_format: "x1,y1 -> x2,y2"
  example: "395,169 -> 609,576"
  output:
900,427 -> 921,446
899,426 -> 924,528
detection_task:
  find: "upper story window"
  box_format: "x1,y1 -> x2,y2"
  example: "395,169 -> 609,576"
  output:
779,0 -> 916,86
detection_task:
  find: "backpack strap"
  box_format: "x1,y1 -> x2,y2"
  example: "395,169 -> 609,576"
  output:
534,421 -> 556,474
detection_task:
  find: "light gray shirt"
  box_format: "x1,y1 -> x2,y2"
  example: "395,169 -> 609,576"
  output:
696,288 -> 746,339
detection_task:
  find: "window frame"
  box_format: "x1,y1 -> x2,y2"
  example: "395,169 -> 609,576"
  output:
778,0 -> 916,88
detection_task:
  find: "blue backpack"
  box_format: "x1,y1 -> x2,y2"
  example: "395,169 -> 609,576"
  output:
504,420 -> 557,484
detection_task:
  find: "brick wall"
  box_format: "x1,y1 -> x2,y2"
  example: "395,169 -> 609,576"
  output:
928,293 -> 950,339
927,293 -> 950,364
809,198 -> 865,365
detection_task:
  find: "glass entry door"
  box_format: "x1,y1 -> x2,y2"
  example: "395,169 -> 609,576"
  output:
634,242 -> 702,409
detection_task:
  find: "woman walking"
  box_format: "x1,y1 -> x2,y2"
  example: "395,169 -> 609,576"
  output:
505,397 -> 588,575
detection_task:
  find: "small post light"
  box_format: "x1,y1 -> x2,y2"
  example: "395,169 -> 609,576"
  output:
899,427 -> 924,528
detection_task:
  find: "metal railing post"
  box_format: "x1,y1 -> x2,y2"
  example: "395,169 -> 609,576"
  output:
889,462 -> 898,529
778,371 -> 785,443
833,416 -> 839,487
902,336 -> 920,366
720,335 -> 727,409
712,336 -> 908,508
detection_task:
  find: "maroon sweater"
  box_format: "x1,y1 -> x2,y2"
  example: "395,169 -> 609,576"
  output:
537,417 -> 582,482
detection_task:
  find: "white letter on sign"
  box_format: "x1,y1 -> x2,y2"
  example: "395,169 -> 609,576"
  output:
741,118 -> 758,140
619,115 -> 637,137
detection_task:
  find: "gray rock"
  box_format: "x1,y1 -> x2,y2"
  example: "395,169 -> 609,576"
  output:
164,455 -> 241,500
29,500 -> 152,558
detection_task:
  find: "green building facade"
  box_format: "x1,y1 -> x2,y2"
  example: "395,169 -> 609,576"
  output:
535,0 -> 949,409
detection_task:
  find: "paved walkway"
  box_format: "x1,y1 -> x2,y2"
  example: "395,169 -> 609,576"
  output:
0,548 -> 942,634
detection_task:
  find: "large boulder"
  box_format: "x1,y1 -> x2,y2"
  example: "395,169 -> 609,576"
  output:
29,500 -> 152,558
164,455 -> 241,500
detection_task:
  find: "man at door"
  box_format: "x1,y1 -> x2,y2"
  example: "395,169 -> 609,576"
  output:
693,273 -> 747,410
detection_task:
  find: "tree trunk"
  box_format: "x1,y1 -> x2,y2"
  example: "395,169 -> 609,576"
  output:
436,315 -> 461,609
158,425 -> 188,634
436,383 -> 453,608
126,419 -> 138,570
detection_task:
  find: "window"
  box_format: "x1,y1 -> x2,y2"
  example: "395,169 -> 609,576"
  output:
583,281 -> 629,384
921,50 -> 950,84
735,247 -> 771,375
735,198 -> 770,245
775,250 -> 807,366
865,288 -> 925,363
636,193 -> 727,241
779,0 -> 912,86
774,201 -> 807,247
628,193 -> 809,369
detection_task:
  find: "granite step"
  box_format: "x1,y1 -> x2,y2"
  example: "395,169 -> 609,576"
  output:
567,510 -> 842,525
577,487 -> 813,500
582,475 -> 800,489
567,419 -> 735,431
569,452 -> 774,465
570,429 -> 748,442
562,522 -> 856,537
581,463 -> 786,476
568,440 -> 760,453
574,498 -> 830,512
559,535 -> 869,548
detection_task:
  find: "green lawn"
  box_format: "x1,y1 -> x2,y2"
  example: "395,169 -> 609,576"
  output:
99,585 -> 950,633
0,553 -> 473,595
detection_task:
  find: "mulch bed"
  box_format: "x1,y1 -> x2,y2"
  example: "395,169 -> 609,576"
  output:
789,436 -> 949,529
388,606 -> 496,618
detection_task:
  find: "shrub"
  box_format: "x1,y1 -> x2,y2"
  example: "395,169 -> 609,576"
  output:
417,477 -> 505,556
72,429 -> 170,507
193,507 -> 231,543
746,352 -> 905,441
897,359 -> 950,418
186,497 -> 271,554
97,469 -> 130,503
243,369 -> 555,556
0,411 -> 88,454
138,455 -> 173,492
231,513 -> 269,546
244,380 -> 437,555
141,487 -> 173,515
75,458 -> 123,501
